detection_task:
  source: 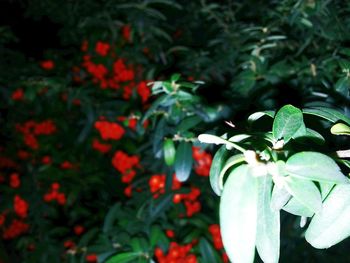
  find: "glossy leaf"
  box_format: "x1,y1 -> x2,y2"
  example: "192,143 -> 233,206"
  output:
105,252 -> 142,263
256,175 -> 280,263
220,165 -> 258,263
248,111 -> 275,122
305,184 -> 350,249
331,123 -> 350,136
282,197 -> 314,217
174,141 -> 193,182
163,139 -> 176,166
272,104 -> 303,143
216,154 -> 246,196
284,176 -> 322,214
303,107 -> 350,125
270,186 -> 291,211
209,146 -> 229,196
286,152 -> 348,184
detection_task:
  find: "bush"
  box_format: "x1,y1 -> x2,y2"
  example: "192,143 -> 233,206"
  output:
0,1 -> 349,262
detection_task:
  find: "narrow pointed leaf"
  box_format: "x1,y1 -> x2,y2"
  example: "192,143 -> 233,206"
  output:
272,105 -> 303,143
305,184 -> 350,249
209,146 -> 229,196
174,142 -> 193,182
284,176 -> 322,214
303,107 -> 350,125
256,176 -> 280,263
220,165 -> 258,263
286,152 -> 348,184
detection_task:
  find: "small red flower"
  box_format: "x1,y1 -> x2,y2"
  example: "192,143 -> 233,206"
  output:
40,60 -> 55,70
74,225 -> 84,236
14,195 -> 29,218
122,25 -> 131,42
137,81 -> 151,103
85,254 -> 97,263
9,173 -> 20,188
95,41 -> 110,56
92,139 -> 112,153
94,121 -> 125,141
11,88 -> 24,101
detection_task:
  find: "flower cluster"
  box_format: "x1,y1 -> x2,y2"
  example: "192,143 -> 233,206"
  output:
192,147 -> 212,177
149,174 -> 181,198
208,224 -> 228,262
173,187 -> 201,217
9,172 -> 20,188
43,183 -> 66,205
79,39 -> 151,103
14,195 -> 29,218
92,139 -> 112,153
154,242 -> 197,263
16,120 -> 57,150
112,150 -> 139,183
11,88 -> 24,101
94,120 -> 125,140
2,219 -> 29,240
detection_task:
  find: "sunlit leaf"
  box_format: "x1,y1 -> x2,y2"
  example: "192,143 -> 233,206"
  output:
220,165 -> 257,263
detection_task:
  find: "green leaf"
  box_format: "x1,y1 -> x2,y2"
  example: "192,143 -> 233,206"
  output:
270,186 -> 291,211
163,139 -> 176,166
105,252 -> 142,263
170,73 -> 181,82
319,182 -> 334,200
284,176 -> 322,214
331,123 -> 350,136
174,142 -> 193,182
178,116 -> 202,131
209,146 -> 229,196
282,197 -> 314,217
272,104 -> 303,143
198,238 -> 222,263
248,111 -> 275,122
220,165 -> 257,263
198,134 -> 245,152
286,152 -> 348,184
103,203 -> 121,233
256,176 -> 280,263
305,184 -> 350,249
303,107 -> 350,125
215,154 -> 246,196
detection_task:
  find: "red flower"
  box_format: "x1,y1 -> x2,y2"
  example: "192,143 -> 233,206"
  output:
64,240 -> 76,249
9,173 -> 20,188
94,121 -> 125,141
208,224 -> 224,250
60,161 -> 74,169
2,219 -> 29,239
92,139 -> 112,153
192,147 -> 212,177
41,155 -> 52,165
34,120 -> 57,135
40,60 -> 55,70
85,254 -> 97,262
95,41 -> 110,56
122,25 -> 131,42
11,88 -> 24,101
74,225 -> 84,235
14,195 -> 29,218
137,81 -> 151,103
0,214 -> 6,226
111,151 -> 139,175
